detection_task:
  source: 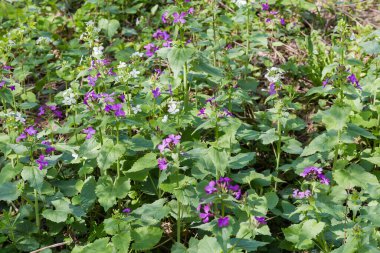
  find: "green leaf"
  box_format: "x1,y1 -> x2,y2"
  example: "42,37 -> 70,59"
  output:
321,105 -> 351,131
42,199 -> 71,223
0,182 -> 20,201
363,156 -> 380,166
131,198 -> 170,226
171,242 -> 187,253
0,163 -> 23,184
98,19 -> 120,38
265,191 -> 279,209
95,176 -> 131,211
79,138 -> 101,159
80,176 -> 97,212
167,47 -> 194,76
282,138 -> 303,154
229,238 -> 268,251
125,152 -> 157,181
97,139 -> 125,172
333,164 -> 379,189
301,131 -> 338,156
131,226 -> 163,251
229,152 -> 255,170
283,219 -> 325,249
112,232 -> 131,253
197,236 -> 221,253
259,128 -> 279,145
72,238 -> 114,253
208,147 -> 228,177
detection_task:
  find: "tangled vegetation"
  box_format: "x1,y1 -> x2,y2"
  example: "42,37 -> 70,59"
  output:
0,0 -> 380,252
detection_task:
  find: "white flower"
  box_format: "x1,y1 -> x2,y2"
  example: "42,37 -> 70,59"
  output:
130,69 -> 140,78
117,61 -> 127,69
350,33 -> 356,41
162,115 -> 168,123
36,36 -> 52,45
131,52 -> 144,58
168,100 -> 180,114
232,0 -> 247,7
264,67 -> 284,83
86,20 -> 95,26
14,112 -> 26,124
132,105 -> 142,114
72,152 -> 79,160
92,46 -> 104,59
8,40 -> 15,46
62,88 -> 76,105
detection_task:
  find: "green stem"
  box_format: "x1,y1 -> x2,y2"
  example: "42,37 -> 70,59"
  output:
183,63 -> 188,111
34,189 -> 40,230
333,130 -> 341,169
275,119 -> 282,170
176,168 -> 181,243
212,0 -> 217,66
116,122 -> 120,179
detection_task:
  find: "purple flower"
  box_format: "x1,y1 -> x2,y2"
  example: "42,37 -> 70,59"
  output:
114,109 -> 125,117
153,29 -> 170,41
173,12 -> 187,24
292,189 -> 312,199
36,155 -> 48,170
262,3 -> 269,11
300,166 -> 323,178
318,174 -> 330,185
168,134 -> 181,145
222,108 -> 233,117
25,126 -> 37,136
9,85 -> 15,91
144,43 -> 159,57
347,73 -> 362,90
188,7 -> 194,14
269,83 -> 276,95
88,74 -> 99,87
265,18 -> 271,23
119,94 -> 125,102
83,127 -> 96,139
255,216 -> 267,225
38,106 -> 45,116
163,39 -> 173,48
217,216 -> 229,228
152,87 -> 161,98
3,65 -> 11,70
122,208 -> 131,214
16,133 -> 27,142
42,141 -> 56,154
197,107 -> 206,116
104,104 -> 112,112
198,204 -> 213,223
322,78 -> 329,88
162,11 -> 169,24
280,18 -> 286,26
155,69 -> 163,76
205,180 -> 218,194
206,97 -> 215,104
158,157 -> 168,170
0,81 -> 5,88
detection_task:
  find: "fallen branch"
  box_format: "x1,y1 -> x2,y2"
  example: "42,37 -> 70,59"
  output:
30,242 -> 70,253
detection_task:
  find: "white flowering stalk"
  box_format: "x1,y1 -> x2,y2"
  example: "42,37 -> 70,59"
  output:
162,115 -> 168,123
232,0 -> 247,8
168,100 -> 180,114
132,105 -> 142,114
36,36 -> 53,45
117,61 -> 127,69
92,46 -> 104,59
264,67 -> 285,83
62,88 -> 76,106
130,69 -> 140,78
131,51 -> 144,58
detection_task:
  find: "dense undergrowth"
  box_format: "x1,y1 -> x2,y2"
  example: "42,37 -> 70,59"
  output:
0,0 -> 380,252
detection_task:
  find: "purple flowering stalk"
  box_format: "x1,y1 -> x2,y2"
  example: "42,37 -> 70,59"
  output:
204,177 -> 242,200
347,73 -> 362,90
36,155 -> 48,170
157,134 -> 181,153
83,127 -> 96,139
292,189 -> 312,199
197,203 -> 214,223
255,216 -> 267,225
300,166 -> 330,185
217,216 -> 229,228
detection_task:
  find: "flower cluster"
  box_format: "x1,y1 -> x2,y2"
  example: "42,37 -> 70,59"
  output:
205,177 -> 242,200
300,166 -> 330,185
347,73 -> 362,90
41,140 -> 55,154
38,105 -> 63,119
293,166 -> 330,199
261,2 -> 286,26
16,126 -> 37,142
36,155 -> 49,170
264,67 -> 285,95
156,134 -> 181,171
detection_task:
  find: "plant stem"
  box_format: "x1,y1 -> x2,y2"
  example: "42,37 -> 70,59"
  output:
183,62 -> 188,111
176,167 -> 181,243
276,119 -> 282,170
333,130 -> 341,169
34,189 -> 40,230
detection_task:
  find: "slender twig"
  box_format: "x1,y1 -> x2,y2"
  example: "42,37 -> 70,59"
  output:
30,242 -> 70,253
